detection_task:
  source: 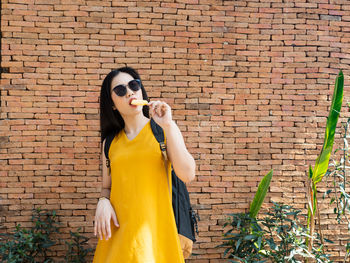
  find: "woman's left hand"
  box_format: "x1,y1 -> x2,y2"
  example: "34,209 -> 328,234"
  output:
148,101 -> 173,129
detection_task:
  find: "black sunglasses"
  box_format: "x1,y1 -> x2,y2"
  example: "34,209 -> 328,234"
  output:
113,79 -> 142,97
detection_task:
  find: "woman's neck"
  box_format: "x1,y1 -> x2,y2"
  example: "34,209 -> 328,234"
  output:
123,114 -> 149,135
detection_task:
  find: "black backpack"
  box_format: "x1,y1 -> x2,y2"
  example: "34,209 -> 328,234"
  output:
103,119 -> 199,248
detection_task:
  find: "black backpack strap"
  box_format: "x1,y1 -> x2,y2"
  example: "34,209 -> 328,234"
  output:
150,118 -> 164,142
150,119 -> 167,160
151,118 -> 199,242
104,133 -> 115,168
151,118 -> 171,196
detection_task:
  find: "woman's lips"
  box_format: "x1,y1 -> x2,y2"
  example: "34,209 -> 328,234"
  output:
129,98 -> 137,106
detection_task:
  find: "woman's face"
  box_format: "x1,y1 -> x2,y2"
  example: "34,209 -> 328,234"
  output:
110,72 -> 144,117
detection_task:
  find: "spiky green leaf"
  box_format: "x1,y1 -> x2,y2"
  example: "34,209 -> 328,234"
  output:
249,169 -> 273,218
313,70 -> 344,184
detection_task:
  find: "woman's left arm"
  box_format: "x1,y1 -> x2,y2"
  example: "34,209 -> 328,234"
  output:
149,101 -> 196,183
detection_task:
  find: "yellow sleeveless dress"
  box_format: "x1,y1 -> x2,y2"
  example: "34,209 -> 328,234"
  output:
93,121 -> 185,263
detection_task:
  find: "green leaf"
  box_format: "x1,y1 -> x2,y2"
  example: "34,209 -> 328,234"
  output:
257,236 -> 262,249
324,238 -> 334,244
309,165 -> 313,179
323,189 -> 332,199
249,169 -> 273,218
236,238 -> 242,251
223,247 -> 231,257
243,234 -> 256,241
313,70 -> 344,184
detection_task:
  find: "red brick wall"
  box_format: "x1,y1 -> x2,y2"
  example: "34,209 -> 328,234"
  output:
1,0 -> 350,261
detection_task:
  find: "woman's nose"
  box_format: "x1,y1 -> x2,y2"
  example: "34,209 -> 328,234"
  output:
125,87 -> 134,97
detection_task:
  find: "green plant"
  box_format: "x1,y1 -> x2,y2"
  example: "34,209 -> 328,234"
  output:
220,202 -> 332,263
0,208 -> 93,263
0,208 -> 60,263
219,213 -> 266,262
64,227 -> 93,263
218,170 -> 273,262
325,110 -> 350,262
262,202 -> 331,263
307,70 -> 344,251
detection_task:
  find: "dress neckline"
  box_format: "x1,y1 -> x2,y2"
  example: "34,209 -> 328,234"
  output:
122,120 -> 150,142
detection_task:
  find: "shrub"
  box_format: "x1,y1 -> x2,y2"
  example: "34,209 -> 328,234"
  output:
218,213 -> 265,262
0,208 -> 59,263
220,202 -> 332,263
64,227 -> 93,263
0,208 -> 93,263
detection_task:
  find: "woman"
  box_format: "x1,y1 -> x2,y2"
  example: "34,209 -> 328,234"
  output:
93,67 -> 196,263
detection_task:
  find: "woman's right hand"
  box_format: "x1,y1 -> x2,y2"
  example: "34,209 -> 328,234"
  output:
94,198 -> 119,240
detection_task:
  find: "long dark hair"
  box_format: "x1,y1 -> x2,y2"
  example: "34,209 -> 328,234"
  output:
100,67 -> 150,142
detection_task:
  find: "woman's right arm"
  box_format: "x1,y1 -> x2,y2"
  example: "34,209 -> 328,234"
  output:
94,139 -> 119,241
